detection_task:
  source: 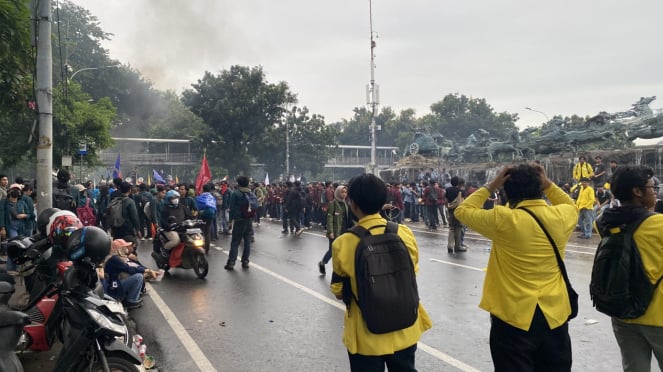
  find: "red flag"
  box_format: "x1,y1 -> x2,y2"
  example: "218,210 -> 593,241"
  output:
195,153 -> 212,194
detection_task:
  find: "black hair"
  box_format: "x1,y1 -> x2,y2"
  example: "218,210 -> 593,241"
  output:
236,175 -> 250,187
450,176 -> 459,187
203,183 -> 212,192
113,177 -> 123,187
347,173 -> 387,215
610,165 -> 653,202
503,164 -> 543,206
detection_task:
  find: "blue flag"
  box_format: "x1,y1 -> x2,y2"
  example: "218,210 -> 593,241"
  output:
152,169 -> 166,184
112,153 -> 122,179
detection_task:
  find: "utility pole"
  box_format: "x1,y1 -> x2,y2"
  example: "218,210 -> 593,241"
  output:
35,0 -> 53,210
367,0 -> 379,175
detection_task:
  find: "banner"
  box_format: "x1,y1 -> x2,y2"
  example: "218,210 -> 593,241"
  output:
152,169 -> 166,184
112,153 -> 122,179
195,153 -> 212,194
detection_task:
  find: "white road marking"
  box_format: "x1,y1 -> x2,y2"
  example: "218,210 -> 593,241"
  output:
219,251 -> 481,372
430,258 -> 486,272
145,282 -> 217,372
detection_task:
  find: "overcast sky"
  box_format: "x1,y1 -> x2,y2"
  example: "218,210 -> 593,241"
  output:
71,0 -> 663,132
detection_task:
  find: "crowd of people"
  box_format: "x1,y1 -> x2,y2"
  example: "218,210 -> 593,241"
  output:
1,156 -> 661,371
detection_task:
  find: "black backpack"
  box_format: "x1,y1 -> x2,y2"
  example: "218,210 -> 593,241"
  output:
346,222 -> 419,334
590,211 -> 663,319
427,186 -> 438,202
106,197 -> 127,228
54,187 -> 75,211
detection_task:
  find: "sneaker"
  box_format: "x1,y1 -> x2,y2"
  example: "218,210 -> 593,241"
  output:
140,237 -> 146,241
147,237 -> 153,241
318,261 -> 326,275
224,263 -> 234,270
295,228 -> 304,237
125,298 -> 143,309
281,230 -> 288,234
250,236 -> 255,243
241,261 -> 250,269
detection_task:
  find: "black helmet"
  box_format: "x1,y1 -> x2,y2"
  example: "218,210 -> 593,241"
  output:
6,236 -> 36,264
66,226 -> 111,264
37,208 -> 60,236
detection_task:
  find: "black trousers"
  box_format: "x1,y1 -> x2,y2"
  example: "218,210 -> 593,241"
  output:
348,343 -> 417,372
490,306 -> 572,372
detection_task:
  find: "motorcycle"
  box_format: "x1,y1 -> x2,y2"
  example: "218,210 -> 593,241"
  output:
151,219 -> 209,279
52,261 -> 141,371
7,237 -> 131,354
0,281 -> 29,372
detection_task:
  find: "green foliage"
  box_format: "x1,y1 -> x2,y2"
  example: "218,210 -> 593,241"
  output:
181,66 -> 297,177
429,93 -> 519,142
257,106 -> 338,178
53,82 -> 115,166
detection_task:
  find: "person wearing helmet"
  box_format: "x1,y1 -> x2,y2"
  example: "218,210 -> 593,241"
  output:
47,210 -> 83,258
159,189 -> 192,250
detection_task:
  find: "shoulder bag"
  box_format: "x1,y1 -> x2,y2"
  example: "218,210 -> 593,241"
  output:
519,207 -> 579,321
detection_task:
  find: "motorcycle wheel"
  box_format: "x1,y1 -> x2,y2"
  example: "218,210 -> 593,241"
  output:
89,354 -> 140,372
193,253 -> 209,279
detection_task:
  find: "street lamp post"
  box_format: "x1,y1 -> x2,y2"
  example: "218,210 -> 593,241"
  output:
67,65 -> 120,82
367,0 -> 379,175
524,107 -> 550,122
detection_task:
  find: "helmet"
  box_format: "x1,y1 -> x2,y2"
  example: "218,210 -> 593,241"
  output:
6,236 -> 36,264
47,210 -> 83,247
66,226 -> 111,264
165,190 -> 180,200
37,208 -> 61,236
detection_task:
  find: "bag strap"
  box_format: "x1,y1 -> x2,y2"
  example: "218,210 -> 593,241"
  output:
85,198 -> 90,208
518,207 -> 573,291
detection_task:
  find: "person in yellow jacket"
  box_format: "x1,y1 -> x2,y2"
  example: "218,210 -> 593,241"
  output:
576,177 -> 596,238
594,165 -> 663,372
572,155 -> 594,182
330,173 -> 432,371
455,163 -> 578,372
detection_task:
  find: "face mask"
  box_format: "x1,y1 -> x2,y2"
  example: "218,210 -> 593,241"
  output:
170,198 -> 180,206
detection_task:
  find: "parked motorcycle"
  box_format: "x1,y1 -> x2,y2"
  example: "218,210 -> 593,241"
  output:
52,226 -> 142,371
7,234 -> 132,355
151,219 -> 209,279
0,280 -> 29,372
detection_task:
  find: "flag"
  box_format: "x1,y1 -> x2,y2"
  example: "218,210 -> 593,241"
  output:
112,153 -> 122,179
264,172 -> 270,185
147,173 -> 152,186
175,175 -> 179,184
195,153 -> 212,194
152,169 -> 166,184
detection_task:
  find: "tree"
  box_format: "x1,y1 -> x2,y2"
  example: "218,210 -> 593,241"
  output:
0,0 -> 34,168
429,93 -> 518,142
53,82 -> 115,167
257,106 -> 338,178
181,66 -> 296,177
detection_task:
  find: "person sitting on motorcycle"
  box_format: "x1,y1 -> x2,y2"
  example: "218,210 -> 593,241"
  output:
102,239 -> 148,309
159,190 -> 193,251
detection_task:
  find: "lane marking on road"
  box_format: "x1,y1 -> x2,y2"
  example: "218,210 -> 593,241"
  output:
145,282 -> 217,372
220,251 -> 481,372
430,258 -> 486,272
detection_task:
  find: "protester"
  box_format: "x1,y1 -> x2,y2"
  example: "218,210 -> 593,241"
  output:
318,185 -> 351,275
455,163 -> 578,371
595,165 -> 663,372
103,239 -> 148,309
572,155 -> 594,183
576,177 -> 596,239
224,176 -> 253,270
330,173 -> 431,371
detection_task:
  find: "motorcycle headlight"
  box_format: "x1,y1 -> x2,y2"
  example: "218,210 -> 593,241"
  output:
193,239 -> 204,247
85,308 -> 127,336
